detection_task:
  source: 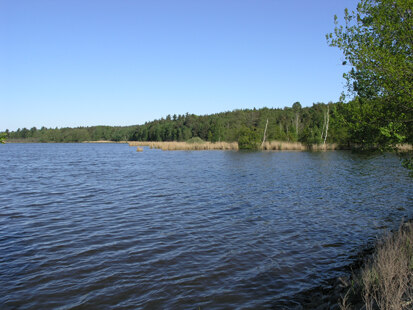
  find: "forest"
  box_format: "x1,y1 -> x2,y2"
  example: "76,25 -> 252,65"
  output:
3,101 -> 351,146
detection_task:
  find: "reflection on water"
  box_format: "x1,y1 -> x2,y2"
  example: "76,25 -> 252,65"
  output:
0,144 -> 411,309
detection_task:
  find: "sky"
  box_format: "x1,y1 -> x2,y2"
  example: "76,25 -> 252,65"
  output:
0,0 -> 359,131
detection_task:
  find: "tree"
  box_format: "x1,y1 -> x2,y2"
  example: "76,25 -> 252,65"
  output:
238,127 -> 261,150
0,133 -> 6,144
321,104 -> 330,145
20,127 -> 30,139
292,101 -> 302,138
327,0 -> 412,148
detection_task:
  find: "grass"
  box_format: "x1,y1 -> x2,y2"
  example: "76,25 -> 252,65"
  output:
396,144 -> 413,152
262,141 -> 340,151
83,140 -> 128,143
128,140 -> 343,151
340,222 -> 413,309
128,141 -> 239,150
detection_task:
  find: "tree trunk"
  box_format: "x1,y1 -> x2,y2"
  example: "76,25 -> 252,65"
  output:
295,112 -> 299,138
261,118 -> 268,148
321,110 -> 326,141
323,105 -> 329,145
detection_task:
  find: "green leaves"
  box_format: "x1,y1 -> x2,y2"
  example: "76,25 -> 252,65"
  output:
238,127 -> 261,150
327,0 -> 413,149
0,133 -> 6,144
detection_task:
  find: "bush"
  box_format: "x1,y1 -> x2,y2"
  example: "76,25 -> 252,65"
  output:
0,133 -> 6,144
238,127 -> 261,150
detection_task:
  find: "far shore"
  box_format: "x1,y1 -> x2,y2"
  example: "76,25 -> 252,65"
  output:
4,139 -> 412,153
82,140 -> 129,144
129,141 -> 413,152
128,140 -> 344,151
5,139 -> 129,144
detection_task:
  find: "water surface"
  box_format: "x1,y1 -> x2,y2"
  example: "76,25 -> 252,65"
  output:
0,143 -> 411,309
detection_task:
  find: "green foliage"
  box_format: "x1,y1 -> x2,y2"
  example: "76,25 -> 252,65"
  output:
402,157 -> 413,177
5,103 -> 351,146
131,103 -> 348,146
300,127 -> 323,145
0,132 -> 6,144
327,0 -> 413,148
186,137 -> 205,144
292,101 -> 302,112
6,125 -> 137,143
238,127 -> 261,150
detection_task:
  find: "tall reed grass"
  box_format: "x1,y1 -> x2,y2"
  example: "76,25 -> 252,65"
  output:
83,140 -> 128,143
362,223 -> 413,310
128,140 -> 342,151
128,141 -> 239,150
396,144 -> 413,152
261,141 -> 340,151
340,222 -> 413,310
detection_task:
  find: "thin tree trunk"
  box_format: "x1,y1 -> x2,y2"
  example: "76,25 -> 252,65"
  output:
261,118 -> 268,148
323,105 -> 329,145
321,110 -> 326,141
295,113 -> 299,138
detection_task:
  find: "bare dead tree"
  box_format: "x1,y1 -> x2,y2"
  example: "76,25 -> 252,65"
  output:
323,105 -> 330,146
261,118 -> 268,148
295,112 -> 299,137
321,109 -> 326,141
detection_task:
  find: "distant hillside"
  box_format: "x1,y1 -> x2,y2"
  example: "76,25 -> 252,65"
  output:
5,125 -> 137,143
3,102 -> 349,145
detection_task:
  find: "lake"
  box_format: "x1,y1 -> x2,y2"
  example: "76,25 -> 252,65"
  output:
0,143 -> 412,309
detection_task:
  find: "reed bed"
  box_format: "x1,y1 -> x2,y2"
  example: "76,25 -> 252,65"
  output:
396,144 -> 413,152
128,140 -> 343,151
83,140 -> 128,144
128,141 -> 239,151
128,141 -> 152,147
261,141 -> 340,151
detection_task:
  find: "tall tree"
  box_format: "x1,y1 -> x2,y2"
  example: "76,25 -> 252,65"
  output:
327,0 -> 412,148
292,101 -> 302,138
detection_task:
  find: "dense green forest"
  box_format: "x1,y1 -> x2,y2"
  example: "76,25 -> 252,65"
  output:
4,125 -> 136,143
130,102 -> 348,145
3,102 -> 352,146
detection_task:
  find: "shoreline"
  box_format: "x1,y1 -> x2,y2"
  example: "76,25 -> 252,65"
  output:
4,139 -> 129,144
129,141 -> 412,152
4,139 -> 412,153
128,140 -> 347,151
277,219 -> 413,309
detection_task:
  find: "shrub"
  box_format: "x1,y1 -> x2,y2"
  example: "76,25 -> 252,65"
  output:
238,127 -> 261,150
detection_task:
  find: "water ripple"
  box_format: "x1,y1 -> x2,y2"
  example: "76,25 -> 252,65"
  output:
0,144 -> 411,309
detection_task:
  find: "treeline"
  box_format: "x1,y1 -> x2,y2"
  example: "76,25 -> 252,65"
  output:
130,102 -> 347,145
3,102 -> 350,145
5,125 -> 136,143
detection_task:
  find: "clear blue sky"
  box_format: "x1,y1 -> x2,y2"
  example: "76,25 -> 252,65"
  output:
0,0 -> 359,131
